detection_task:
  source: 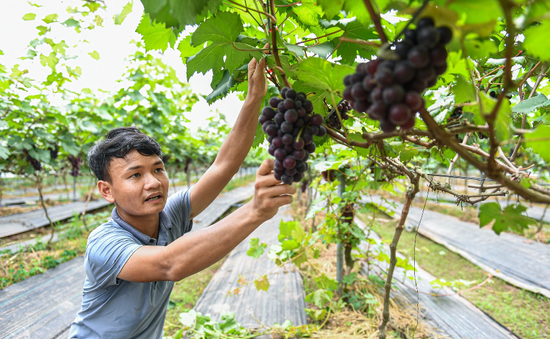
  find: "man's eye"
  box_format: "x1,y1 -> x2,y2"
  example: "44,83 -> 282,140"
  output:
130,173 -> 140,178
155,168 -> 164,173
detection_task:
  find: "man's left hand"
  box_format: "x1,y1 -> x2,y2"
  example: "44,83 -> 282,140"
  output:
247,52 -> 268,101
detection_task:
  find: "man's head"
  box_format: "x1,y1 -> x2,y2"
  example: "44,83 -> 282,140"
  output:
89,127 -> 169,221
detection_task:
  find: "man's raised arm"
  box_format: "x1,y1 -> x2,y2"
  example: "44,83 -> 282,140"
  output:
189,56 -> 268,219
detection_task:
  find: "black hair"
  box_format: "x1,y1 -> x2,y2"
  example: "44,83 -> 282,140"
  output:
88,127 -> 162,182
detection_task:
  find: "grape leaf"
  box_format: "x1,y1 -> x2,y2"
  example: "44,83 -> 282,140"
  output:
62,19 -> 80,28
186,42 -> 257,80
246,238 -> 267,259
524,20 -> 550,62
114,2 -> 133,25
307,41 -> 334,58
295,57 -> 353,94
206,69 -> 237,103
448,0 -> 502,25
43,14 -> 58,24
293,2 -> 323,27
452,75 -> 476,104
251,122 -> 265,149
254,275 -> 270,292
512,94 -> 550,114
525,124 -> 550,162
177,35 -> 203,59
191,12 -> 243,46
89,51 -> 100,60
479,202 -> 536,235
284,43 -> 305,58
317,0 -> 344,19
22,13 -> 36,21
136,14 -> 177,52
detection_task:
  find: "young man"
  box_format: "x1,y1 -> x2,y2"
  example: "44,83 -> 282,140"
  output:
69,57 -> 296,338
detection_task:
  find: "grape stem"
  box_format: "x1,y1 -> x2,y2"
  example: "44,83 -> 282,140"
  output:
338,37 -> 380,47
269,0 -> 291,88
362,0 -> 388,44
225,0 -> 277,23
330,92 -> 349,143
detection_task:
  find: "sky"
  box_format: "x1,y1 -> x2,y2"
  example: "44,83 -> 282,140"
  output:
0,0 -> 246,130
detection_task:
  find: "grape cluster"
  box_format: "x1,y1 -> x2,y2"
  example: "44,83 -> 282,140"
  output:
260,87 -> 327,184
49,145 -> 59,160
26,152 -> 42,171
326,101 -> 351,130
342,17 -> 453,133
68,154 -> 82,177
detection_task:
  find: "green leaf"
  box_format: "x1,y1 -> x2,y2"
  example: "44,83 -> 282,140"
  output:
136,14 -> 177,52
315,274 -> 338,291
179,310 -> 197,327
471,91 -> 511,141
114,2 -> 133,25
0,145 -> 10,160
177,35 -> 203,59
62,18 -> 80,28
191,11 -> 243,46
478,202 -> 535,235
524,20 -> 550,62
512,94 -> 549,114
525,124 -> 550,162
452,75 -> 476,104
254,275 -> 270,292
246,238 -> 267,259
43,13 -> 58,24
89,51 -> 100,60
22,13 -> 36,21
448,0 -> 501,25
206,69 -> 237,103
295,57 -> 353,95
40,53 -> 59,69
284,43 -> 305,58
186,42 -> 257,80
463,38 -> 497,59
305,289 -> 333,308
317,0 -> 344,19
251,122 -> 265,149
293,2 -> 323,27
307,41 -> 334,58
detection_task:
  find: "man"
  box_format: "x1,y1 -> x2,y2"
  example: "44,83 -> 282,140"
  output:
69,57 -> 296,338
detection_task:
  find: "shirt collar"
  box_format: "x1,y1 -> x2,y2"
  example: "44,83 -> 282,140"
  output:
111,207 -> 172,246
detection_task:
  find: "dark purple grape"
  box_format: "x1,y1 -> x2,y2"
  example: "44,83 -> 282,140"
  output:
304,142 -> 316,153
277,101 -> 287,113
286,89 -> 297,100
350,73 -> 364,84
274,159 -> 284,170
435,63 -> 447,75
310,114 -> 323,126
394,61 -> 415,84
281,122 -> 293,133
380,119 -> 396,133
437,26 -> 453,45
383,85 -> 405,104
404,29 -> 416,43
269,97 -> 282,108
277,129 -> 284,136
404,91 -> 424,111
362,74 -> 375,91
309,125 -> 319,135
267,136 -> 273,143
283,156 -> 296,169
262,106 -> 275,119
408,46 -> 430,68
371,86 -> 384,102
317,125 -> 326,137
296,92 -> 306,102
294,100 -> 302,109
394,41 -> 412,59
378,60 -> 396,71
274,148 -> 287,161
375,68 -> 393,86
388,104 -> 412,126
367,102 -> 387,120
343,87 -> 353,101
353,100 -> 370,112
259,115 -> 270,124
417,17 -> 434,29
366,60 -> 380,75
303,100 -> 313,113
284,109 -> 298,123
416,66 -> 436,83
292,128 -> 300,137
293,149 -> 306,160
417,27 -> 440,48
284,144 -> 294,153
302,133 -> 313,145
351,83 -> 369,101
285,167 -> 297,176
272,137 -> 283,148
274,167 -> 284,176
295,118 -> 305,128
401,115 -> 416,130
268,145 -> 276,156
281,174 -> 293,184
344,75 -> 353,86
281,87 -> 289,99
297,108 -> 307,117
406,79 -> 427,93
294,173 -> 303,182
296,161 -> 306,173
266,124 -> 278,137
356,63 -> 368,74
274,172 -> 282,180
430,45 -> 448,66
427,77 -> 437,87
273,113 -> 284,125
282,133 -> 293,145
284,99 -> 295,109
293,138 -> 305,149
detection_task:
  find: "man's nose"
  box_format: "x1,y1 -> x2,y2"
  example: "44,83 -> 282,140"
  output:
144,172 -> 161,189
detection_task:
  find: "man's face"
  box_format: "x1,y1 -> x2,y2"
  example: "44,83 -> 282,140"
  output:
100,149 -> 169,219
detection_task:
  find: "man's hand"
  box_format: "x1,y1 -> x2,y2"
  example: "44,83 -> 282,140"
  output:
250,159 -> 296,221
247,55 -> 267,101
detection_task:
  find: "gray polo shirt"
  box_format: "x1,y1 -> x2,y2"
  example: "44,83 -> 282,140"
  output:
69,189 -> 193,339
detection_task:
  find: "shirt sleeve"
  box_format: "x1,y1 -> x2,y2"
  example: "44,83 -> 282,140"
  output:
164,188 -> 193,234
84,226 -> 142,291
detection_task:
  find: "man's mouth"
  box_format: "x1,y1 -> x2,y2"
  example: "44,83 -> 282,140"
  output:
145,194 -> 162,202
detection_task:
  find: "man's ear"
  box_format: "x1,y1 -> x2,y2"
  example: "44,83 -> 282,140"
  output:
97,180 -> 116,203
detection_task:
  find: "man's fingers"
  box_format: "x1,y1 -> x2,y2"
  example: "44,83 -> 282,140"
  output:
257,159 -> 274,176
258,183 -> 296,198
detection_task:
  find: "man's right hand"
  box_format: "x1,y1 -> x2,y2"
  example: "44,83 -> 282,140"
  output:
250,159 -> 296,221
